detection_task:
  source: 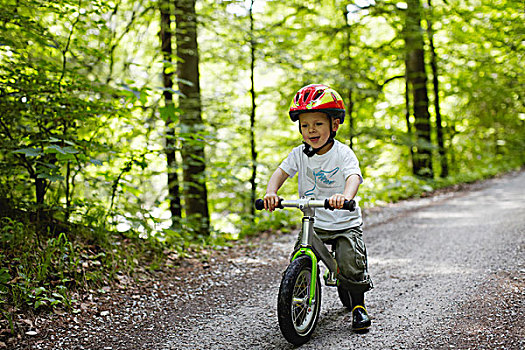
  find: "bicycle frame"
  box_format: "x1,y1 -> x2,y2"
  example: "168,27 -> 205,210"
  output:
255,197 -> 366,345
280,198 -> 341,306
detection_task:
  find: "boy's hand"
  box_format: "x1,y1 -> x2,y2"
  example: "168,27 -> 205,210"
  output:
263,193 -> 280,211
329,193 -> 349,209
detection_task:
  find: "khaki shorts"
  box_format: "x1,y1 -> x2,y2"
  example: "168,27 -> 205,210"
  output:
313,226 -> 373,290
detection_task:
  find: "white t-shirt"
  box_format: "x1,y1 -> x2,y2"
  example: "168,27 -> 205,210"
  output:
279,140 -> 363,230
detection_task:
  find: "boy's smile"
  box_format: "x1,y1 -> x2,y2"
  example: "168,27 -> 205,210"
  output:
299,112 -> 339,155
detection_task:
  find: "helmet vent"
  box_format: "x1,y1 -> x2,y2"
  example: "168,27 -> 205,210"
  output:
303,91 -> 310,102
289,84 -> 345,123
313,90 -> 324,101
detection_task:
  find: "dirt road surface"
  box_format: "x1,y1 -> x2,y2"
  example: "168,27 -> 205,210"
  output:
15,171 -> 524,349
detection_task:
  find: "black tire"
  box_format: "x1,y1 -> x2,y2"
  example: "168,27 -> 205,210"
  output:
337,285 -> 352,311
277,255 -> 321,346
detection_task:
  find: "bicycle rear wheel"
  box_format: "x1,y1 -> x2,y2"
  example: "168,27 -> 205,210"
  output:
277,255 -> 321,346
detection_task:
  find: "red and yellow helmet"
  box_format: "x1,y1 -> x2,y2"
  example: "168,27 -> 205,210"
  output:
289,84 -> 345,122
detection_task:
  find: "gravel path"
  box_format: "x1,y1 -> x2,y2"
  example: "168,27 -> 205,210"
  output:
13,171 -> 524,350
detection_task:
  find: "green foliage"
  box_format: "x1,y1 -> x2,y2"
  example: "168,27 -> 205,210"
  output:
0,218 -> 81,312
0,214 -> 167,323
361,154 -> 522,207
239,209 -> 298,239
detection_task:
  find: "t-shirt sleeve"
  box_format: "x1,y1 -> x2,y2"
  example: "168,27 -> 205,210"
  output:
279,147 -> 299,178
342,146 -> 364,184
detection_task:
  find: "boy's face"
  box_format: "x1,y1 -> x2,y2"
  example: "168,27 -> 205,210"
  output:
299,112 -> 340,155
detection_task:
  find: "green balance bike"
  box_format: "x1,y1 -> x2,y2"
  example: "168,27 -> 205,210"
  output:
255,197 -> 361,346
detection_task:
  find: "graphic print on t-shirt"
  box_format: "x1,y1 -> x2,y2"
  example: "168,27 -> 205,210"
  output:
304,167 -> 339,197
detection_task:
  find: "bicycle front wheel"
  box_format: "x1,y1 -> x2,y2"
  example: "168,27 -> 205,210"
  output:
277,255 -> 321,346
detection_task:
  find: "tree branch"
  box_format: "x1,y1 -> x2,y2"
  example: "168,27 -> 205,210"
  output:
380,75 -> 405,89
58,0 -> 83,88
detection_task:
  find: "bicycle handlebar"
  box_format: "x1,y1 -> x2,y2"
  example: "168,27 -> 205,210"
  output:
254,198 -> 356,212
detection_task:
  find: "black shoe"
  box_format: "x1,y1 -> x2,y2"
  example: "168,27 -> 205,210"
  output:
352,305 -> 371,331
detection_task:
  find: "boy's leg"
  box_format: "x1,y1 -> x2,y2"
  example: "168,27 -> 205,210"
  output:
334,228 -> 371,286
334,229 -> 372,331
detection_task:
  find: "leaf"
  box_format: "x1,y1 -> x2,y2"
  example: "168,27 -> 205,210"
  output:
35,300 -> 46,309
89,158 -> 103,166
158,86 -> 183,96
37,173 -> 64,182
159,104 -> 178,122
47,144 -> 78,155
56,153 -> 75,162
139,90 -> 148,105
51,293 -> 64,299
12,147 -> 42,157
163,228 -> 182,238
176,78 -> 194,89
46,138 -> 76,146
121,183 -> 140,197
46,144 -> 66,154
0,268 -> 11,280
33,286 -> 46,296
120,83 -> 141,100
62,146 -> 79,154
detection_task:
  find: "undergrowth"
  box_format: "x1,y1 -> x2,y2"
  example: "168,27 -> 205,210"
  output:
0,215 -> 166,338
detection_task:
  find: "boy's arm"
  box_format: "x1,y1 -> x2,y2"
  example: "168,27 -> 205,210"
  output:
329,174 -> 361,209
264,167 -> 289,211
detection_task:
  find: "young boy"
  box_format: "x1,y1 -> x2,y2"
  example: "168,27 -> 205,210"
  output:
263,84 -> 373,331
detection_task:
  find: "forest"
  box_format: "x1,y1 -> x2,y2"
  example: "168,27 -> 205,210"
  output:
0,0 -> 523,332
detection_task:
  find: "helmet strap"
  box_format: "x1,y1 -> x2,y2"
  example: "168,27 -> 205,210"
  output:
303,138 -> 334,157
300,115 -> 336,157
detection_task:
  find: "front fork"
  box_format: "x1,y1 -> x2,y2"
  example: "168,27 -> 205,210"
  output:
292,247 -> 318,306
291,215 -> 338,306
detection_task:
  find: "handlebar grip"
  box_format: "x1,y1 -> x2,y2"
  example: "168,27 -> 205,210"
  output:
255,198 -> 284,210
342,199 -> 356,211
254,199 -> 265,211
324,199 -> 356,211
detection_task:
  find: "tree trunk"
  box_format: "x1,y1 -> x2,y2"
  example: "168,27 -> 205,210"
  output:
426,0 -> 448,177
160,0 -> 182,224
404,0 -> 433,178
35,177 -> 46,205
343,6 -> 355,150
347,88 -> 355,150
249,0 -> 257,219
405,56 -> 415,173
175,0 -> 210,235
